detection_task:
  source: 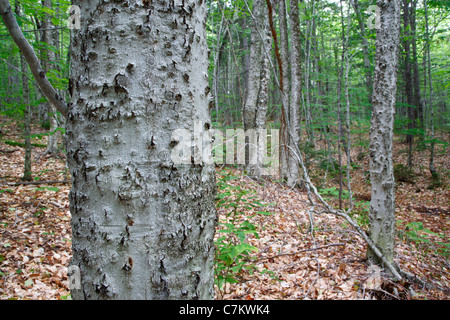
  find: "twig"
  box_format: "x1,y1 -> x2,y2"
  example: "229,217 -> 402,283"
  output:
0,149 -> 18,154
253,243 -> 346,262
5,180 -> 70,186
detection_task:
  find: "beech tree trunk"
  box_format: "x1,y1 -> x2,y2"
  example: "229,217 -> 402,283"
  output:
368,0 -> 401,268
243,0 -> 271,177
68,0 -> 216,300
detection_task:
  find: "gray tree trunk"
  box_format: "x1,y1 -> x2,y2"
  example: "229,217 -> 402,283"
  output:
243,0 -> 271,177
368,0 -> 401,267
287,0 -> 302,187
68,0 -> 217,300
278,0 -> 299,186
15,1 -> 32,181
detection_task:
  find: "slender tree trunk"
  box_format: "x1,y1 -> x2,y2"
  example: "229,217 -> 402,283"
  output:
287,0 -> 302,187
43,0 -> 61,154
368,0 -> 401,268
243,0 -> 271,177
402,0 -> 415,168
410,0 -> 423,140
350,0 -> 373,104
424,0 -> 438,182
278,0 -> 300,186
68,0 -> 216,300
15,1 -> 32,181
20,54 -> 32,182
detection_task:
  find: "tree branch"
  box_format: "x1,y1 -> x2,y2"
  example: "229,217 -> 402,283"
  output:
0,0 -> 68,118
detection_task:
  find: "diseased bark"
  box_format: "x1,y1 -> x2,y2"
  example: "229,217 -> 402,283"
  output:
68,0 -> 216,300
368,0 -> 401,268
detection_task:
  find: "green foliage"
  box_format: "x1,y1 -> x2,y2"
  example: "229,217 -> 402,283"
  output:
398,220 -> 450,258
214,170 -> 274,291
350,200 -> 370,228
319,186 -> 349,199
2,140 -> 46,148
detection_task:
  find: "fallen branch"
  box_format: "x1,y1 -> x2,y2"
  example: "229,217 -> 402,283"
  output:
5,180 -> 71,186
0,149 -> 18,154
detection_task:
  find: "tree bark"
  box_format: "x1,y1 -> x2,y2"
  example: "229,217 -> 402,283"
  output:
278,0 -> 300,186
67,0 -> 216,300
243,0 -> 271,177
402,0 -> 415,168
14,1 -> 32,182
368,0 -> 401,268
424,0 -> 438,181
287,0 -> 302,187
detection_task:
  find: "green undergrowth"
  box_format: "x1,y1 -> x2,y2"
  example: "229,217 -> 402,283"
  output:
214,169 -> 275,295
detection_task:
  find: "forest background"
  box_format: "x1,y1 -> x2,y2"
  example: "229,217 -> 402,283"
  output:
0,0 -> 449,300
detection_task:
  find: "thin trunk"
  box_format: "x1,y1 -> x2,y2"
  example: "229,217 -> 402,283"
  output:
350,0 -> 373,103
424,0 -> 438,181
15,1 -> 32,181
402,0 -> 414,168
410,0 -> 423,139
288,0 -> 302,187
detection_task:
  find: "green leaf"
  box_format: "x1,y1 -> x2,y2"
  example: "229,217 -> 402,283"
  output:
257,211 -> 274,216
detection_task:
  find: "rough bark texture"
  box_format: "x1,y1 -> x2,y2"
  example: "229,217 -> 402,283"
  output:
368,0 -> 401,267
287,0 -> 301,187
243,0 -> 271,176
278,0 -> 297,186
68,0 -> 217,300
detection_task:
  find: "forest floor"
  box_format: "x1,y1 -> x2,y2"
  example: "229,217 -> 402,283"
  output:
0,117 -> 448,300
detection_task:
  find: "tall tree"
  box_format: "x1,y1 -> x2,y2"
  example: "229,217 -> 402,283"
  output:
368,0 -> 402,268
1,0 -> 217,299
15,1 -> 31,181
288,0 -> 302,187
350,0 -> 373,103
243,0 -> 271,177
66,0 -> 216,300
277,0 -> 300,187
